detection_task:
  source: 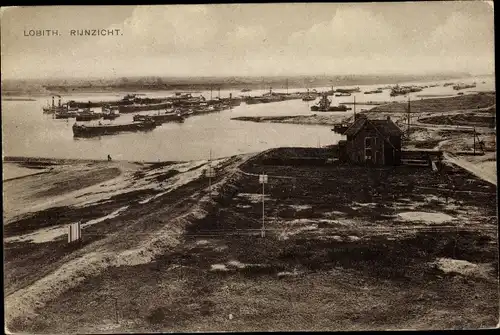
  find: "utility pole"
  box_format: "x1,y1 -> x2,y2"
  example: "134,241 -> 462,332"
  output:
473,127 -> 476,155
353,95 -> 356,120
207,149 -> 214,197
286,79 -> 289,94
407,96 -> 411,137
210,86 -> 213,100
259,173 -> 268,237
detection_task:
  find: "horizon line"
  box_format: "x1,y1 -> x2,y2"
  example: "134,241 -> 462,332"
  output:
1,71 -> 481,82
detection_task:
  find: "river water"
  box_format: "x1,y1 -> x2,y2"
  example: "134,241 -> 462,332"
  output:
1,76 -> 494,162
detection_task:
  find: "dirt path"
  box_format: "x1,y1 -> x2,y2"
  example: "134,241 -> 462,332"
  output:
443,152 -> 497,186
4,154 -> 254,331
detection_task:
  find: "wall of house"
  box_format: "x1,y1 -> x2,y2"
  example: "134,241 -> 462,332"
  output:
346,128 -> 386,165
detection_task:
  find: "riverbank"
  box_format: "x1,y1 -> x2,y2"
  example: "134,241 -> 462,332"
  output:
4,147 -> 498,332
231,93 -> 495,127
232,113 -> 349,126
2,73 -> 474,96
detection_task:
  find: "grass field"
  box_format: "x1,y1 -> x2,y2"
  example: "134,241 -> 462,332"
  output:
4,148 -> 498,333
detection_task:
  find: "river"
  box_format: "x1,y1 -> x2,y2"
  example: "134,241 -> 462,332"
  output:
1,76 -> 494,162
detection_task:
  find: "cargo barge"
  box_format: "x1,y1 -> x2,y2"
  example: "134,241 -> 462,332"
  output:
118,101 -> 173,113
68,94 -> 166,108
72,120 -> 156,137
54,110 -> 78,119
133,112 -> 184,124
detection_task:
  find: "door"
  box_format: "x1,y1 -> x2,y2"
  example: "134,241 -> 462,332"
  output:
375,151 -> 382,165
364,137 -> 373,163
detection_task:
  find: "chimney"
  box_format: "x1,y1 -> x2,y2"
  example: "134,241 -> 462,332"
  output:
52,96 -> 55,107
387,116 -> 391,121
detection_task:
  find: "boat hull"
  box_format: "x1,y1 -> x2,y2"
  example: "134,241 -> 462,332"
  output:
73,121 -> 156,137
102,114 -> 120,120
133,113 -> 184,124
118,102 -> 173,113
311,106 -> 350,112
76,114 -> 102,121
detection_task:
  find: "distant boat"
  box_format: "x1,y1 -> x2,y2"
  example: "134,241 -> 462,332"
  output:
335,87 -> 360,94
364,89 -> 383,94
133,112 -> 184,125
453,83 -> 476,91
302,95 -> 316,101
54,110 -> 78,119
72,119 -> 156,137
102,111 -> 120,120
310,94 -> 350,112
76,109 -> 102,121
335,93 -> 351,97
241,88 -> 252,92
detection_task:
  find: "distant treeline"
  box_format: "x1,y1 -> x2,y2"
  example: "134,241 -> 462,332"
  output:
2,73 -> 472,95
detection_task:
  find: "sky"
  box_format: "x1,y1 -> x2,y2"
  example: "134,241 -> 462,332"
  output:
0,2 -> 495,79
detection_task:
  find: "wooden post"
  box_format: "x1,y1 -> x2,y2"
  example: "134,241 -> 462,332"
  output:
353,95 -> 356,119
262,180 -> 265,238
473,127 -> 476,155
407,97 -> 411,137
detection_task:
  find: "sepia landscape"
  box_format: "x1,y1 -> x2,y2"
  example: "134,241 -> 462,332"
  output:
2,3 -> 497,333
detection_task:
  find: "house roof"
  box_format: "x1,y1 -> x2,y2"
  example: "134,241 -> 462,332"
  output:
344,117 -> 403,137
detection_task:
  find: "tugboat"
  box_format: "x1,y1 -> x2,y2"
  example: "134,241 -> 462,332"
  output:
76,109 -> 102,121
310,95 -> 350,112
102,105 -> 120,120
102,111 -> 120,120
43,95 -> 69,114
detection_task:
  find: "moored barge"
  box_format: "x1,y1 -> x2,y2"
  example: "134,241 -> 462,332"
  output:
72,120 -> 157,137
133,112 -> 184,125
118,101 -> 173,113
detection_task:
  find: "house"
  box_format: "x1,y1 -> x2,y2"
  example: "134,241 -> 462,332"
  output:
338,115 -> 403,166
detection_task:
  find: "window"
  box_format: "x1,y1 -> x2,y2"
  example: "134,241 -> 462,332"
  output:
365,137 -> 373,161
365,137 -> 372,148
365,149 -> 372,161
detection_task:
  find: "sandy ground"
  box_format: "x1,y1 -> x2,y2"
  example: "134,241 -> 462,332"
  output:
3,146 -> 498,332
